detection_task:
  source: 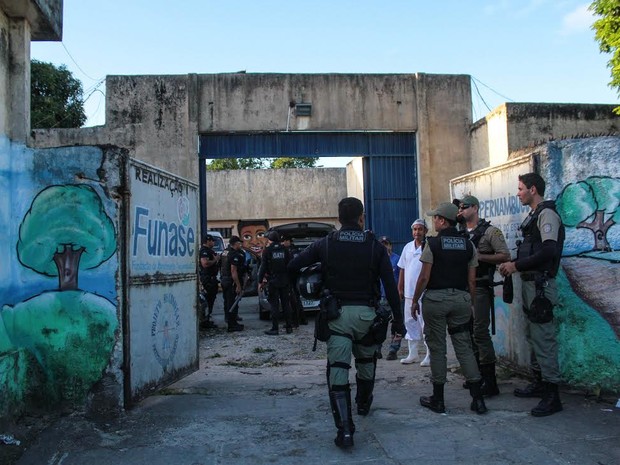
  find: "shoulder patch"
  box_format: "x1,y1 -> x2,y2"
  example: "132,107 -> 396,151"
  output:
337,230 -> 367,242
440,236 -> 467,251
542,223 -> 553,234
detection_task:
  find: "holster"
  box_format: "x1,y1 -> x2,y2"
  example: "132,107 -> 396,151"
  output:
314,291 -> 341,345
525,274 -> 553,324
359,305 -> 392,346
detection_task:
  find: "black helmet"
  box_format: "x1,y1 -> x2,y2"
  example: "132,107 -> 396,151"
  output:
297,263 -> 323,300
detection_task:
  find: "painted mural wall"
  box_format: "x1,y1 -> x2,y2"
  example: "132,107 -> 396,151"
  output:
0,137 -> 121,415
451,137 -> 620,393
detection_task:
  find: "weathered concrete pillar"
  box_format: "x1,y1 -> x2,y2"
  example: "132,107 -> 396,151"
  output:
7,17 -> 30,142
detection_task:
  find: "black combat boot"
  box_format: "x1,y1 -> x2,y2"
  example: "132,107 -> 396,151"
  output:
264,326 -> 279,335
469,380 -> 489,414
227,312 -> 244,332
330,386 -> 355,448
514,370 -> 544,398
355,376 -> 374,416
531,382 -> 563,417
480,363 -> 500,397
420,383 -> 446,413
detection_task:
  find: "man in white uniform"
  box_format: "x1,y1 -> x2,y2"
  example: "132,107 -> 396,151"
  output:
397,219 -> 430,366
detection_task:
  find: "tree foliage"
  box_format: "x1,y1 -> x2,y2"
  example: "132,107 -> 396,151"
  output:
207,157 -> 318,170
206,158 -> 266,170
269,157 -> 318,168
591,0 -> 620,112
31,60 -> 87,129
18,185 -> 116,290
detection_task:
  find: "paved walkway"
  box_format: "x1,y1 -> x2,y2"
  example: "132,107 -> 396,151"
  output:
10,298 -> 620,465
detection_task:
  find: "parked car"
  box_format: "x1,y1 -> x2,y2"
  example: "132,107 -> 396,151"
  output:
206,230 -> 225,253
258,222 -> 335,320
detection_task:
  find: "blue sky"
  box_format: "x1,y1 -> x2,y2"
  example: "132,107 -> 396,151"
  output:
30,1 -> 617,166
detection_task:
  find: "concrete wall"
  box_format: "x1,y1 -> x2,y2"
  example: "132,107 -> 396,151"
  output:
207,167 -> 346,221
33,72 -> 473,218
206,167 -> 346,248
471,103 -> 620,169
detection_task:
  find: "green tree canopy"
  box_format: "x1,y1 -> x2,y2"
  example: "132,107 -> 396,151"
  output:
556,176 -> 620,251
269,157 -> 318,168
591,0 -> 620,111
206,157 -> 318,170
31,60 -> 87,129
18,185 -> 116,290
206,158 -> 266,170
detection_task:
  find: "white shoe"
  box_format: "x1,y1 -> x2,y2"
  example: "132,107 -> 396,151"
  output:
400,340 -> 419,364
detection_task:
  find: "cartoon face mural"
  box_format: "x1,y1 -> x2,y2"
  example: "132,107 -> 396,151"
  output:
238,219 -> 269,257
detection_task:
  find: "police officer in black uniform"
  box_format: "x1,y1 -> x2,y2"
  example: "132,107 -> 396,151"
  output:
258,231 -> 293,335
288,197 -> 404,449
282,235 -> 307,327
411,202 -> 487,415
198,234 -> 220,329
219,236 -> 245,332
499,172 -> 564,417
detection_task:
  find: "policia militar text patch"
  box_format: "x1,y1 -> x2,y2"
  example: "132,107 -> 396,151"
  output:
440,236 -> 466,250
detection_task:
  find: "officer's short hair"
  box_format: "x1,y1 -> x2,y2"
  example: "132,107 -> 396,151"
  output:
338,197 -> 364,224
519,172 -> 546,196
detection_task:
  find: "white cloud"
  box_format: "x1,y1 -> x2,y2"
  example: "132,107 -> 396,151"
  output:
560,4 -> 594,35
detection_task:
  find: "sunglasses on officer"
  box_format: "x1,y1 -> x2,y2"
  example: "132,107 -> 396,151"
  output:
458,204 -> 472,210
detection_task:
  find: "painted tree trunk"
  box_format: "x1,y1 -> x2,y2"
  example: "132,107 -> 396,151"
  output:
577,210 -> 614,251
53,245 -> 85,290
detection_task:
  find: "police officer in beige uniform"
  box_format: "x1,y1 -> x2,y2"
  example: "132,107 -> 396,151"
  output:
457,195 -> 510,395
499,172 -> 564,417
411,202 -> 487,415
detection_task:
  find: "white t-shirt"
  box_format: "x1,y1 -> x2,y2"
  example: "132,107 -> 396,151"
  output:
397,240 -> 424,298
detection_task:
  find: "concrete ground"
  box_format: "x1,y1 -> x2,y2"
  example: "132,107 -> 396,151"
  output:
9,296 -> 620,465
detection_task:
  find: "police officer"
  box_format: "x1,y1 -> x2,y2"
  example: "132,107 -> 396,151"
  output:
198,234 -> 221,329
499,172 -> 564,417
457,195 -> 510,395
258,231 -> 293,335
219,236 -> 245,332
282,235 -> 307,327
411,202 -> 487,415
288,197 -> 404,449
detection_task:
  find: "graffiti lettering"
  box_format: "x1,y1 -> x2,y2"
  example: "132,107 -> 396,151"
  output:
134,166 -> 187,197
133,206 -> 195,257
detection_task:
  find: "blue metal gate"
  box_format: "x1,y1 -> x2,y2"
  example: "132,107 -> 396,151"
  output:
198,132 -> 418,253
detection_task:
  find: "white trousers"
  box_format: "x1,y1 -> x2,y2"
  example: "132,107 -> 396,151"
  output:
403,296 -> 424,341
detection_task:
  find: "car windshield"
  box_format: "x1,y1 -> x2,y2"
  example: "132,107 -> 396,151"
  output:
211,237 -> 225,252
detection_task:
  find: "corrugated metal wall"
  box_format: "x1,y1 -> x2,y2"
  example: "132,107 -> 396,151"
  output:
364,155 -> 418,254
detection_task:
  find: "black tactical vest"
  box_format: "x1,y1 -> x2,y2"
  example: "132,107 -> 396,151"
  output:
517,200 -> 565,277
427,227 -> 474,291
324,229 -> 378,301
220,247 -> 232,278
266,243 -> 288,284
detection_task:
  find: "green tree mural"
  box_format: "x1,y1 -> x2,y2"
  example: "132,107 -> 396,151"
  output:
17,185 -> 116,290
1,184 -> 119,405
556,176 -> 620,251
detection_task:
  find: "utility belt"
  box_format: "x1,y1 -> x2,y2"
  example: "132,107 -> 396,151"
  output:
426,286 -> 467,292
521,271 -> 545,282
313,290 -> 388,350
339,298 -> 376,307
